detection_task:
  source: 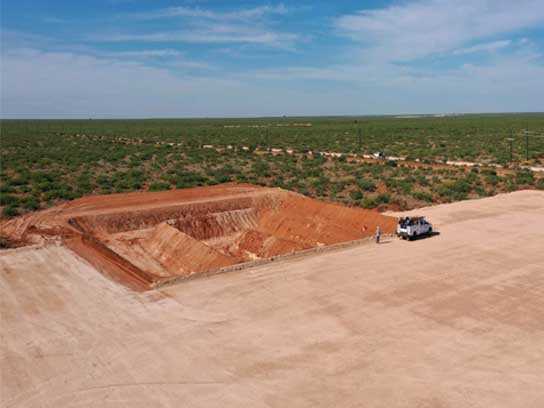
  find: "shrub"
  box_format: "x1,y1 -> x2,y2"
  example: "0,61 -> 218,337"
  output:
515,169 -> 534,185
216,173 -> 231,183
2,205 -> 19,218
175,172 -> 207,188
356,178 -> 377,192
416,175 -> 429,187
31,171 -> 55,184
386,160 -> 397,167
149,182 -> 171,191
8,176 -> 29,186
360,192 -> 390,209
485,173 -> 500,186
505,179 -> 518,192
0,194 -> 19,206
208,168 -> 231,184
331,181 -> 346,195
475,186 -> 488,197
114,180 -> 131,192
361,196 -> 378,209
22,196 -> 40,210
436,179 -> 471,201
376,193 -> 391,204
44,188 -> 76,201
412,191 -> 433,202
96,175 -> 112,188
0,184 -> 15,194
398,180 -> 413,194
36,181 -> 55,192
350,190 -> 363,201
252,161 -> 271,177
391,196 -> 409,210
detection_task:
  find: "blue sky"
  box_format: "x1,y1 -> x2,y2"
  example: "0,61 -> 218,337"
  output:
1,0 -> 544,118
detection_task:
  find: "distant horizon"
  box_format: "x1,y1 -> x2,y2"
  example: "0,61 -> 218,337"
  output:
2,111 -> 544,121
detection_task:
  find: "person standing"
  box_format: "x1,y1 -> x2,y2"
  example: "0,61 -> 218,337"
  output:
375,226 -> 381,244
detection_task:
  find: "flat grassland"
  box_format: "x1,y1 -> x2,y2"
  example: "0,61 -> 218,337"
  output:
2,190 -> 543,407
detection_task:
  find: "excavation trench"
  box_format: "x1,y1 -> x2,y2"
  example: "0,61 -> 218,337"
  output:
1,184 -> 397,290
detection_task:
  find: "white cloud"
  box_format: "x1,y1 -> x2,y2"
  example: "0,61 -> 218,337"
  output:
107,49 -> 184,58
335,0 -> 544,61
98,3 -> 297,50
93,26 -> 299,49
132,4 -> 288,21
97,49 -> 212,68
2,46 -> 543,118
452,40 -> 511,55
0,49 -> 240,117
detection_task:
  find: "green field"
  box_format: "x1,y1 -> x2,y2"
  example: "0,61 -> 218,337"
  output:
1,113 -> 544,218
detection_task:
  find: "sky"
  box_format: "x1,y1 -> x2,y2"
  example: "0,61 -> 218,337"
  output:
1,0 -> 544,118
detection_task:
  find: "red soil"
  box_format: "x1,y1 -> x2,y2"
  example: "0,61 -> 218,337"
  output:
141,223 -> 240,276
0,183 -> 397,290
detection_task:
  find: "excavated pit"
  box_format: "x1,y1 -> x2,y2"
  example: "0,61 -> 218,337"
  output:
0,184 -> 397,290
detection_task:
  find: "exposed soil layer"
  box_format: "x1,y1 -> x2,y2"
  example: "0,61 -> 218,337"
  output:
0,183 -> 396,290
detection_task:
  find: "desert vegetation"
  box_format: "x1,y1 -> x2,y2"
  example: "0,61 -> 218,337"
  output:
1,114 -> 543,217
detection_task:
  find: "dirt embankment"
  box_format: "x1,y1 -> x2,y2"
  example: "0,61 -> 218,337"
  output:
142,223 -> 240,274
0,183 -> 396,290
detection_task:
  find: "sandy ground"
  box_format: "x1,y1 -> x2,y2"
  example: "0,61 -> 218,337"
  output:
1,190 -> 543,407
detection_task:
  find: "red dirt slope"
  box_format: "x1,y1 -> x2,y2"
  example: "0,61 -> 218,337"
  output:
0,183 -> 396,290
141,223 -> 240,277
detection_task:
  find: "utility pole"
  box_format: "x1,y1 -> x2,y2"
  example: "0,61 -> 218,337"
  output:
506,136 -> 514,163
354,120 -> 362,152
525,128 -> 529,161
358,126 -> 362,151
507,137 -> 514,163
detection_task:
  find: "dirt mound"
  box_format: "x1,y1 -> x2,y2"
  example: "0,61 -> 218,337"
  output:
0,183 -> 396,290
258,194 -> 397,246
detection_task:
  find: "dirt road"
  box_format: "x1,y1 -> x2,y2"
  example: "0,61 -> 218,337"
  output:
1,190 -> 544,407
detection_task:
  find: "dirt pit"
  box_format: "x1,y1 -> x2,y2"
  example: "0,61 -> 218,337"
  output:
0,183 -> 396,290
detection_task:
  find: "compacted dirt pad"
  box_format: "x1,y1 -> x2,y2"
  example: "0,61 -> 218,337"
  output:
0,184 -> 396,290
1,190 -> 543,408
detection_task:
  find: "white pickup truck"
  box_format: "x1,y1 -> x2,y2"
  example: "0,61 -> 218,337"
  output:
397,216 -> 433,240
